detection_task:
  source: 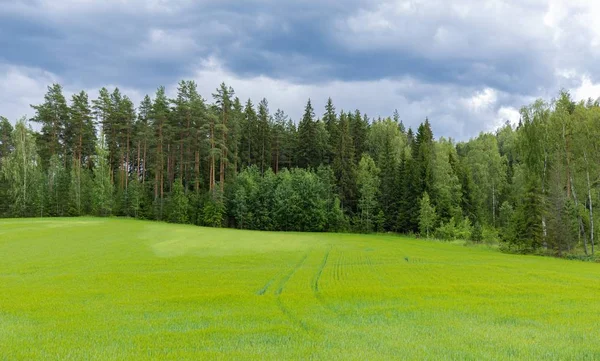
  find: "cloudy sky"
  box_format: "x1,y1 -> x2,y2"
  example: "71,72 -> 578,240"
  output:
2,0 -> 600,139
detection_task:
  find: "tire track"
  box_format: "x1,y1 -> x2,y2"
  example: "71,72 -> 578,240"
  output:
312,247 -> 331,294
276,298 -> 311,332
274,251 -> 313,332
275,251 -> 310,295
255,251 -> 310,296
310,246 -> 342,317
256,277 -> 276,296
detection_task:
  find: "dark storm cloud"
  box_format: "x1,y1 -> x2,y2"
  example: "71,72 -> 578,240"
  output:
2,0 -> 600,139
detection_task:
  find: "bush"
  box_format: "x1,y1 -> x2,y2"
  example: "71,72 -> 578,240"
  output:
482,226 -> 500,245
471,222 -> 483,243
435,219 -> 456,240
434,217 -> 472,241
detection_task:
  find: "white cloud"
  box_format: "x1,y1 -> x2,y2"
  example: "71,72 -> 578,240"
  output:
183,57 -> 524,139
496,106 -> 521,127
0,65 -> 59,122
0,56 -> 531,141
464,88 -> 497,113
6,0 -> 599,140
336,0 -> 549,59
0,64 -> 145,126
572,76 -> 600,102
134,28 -> 199,59
5,0 -> 196,18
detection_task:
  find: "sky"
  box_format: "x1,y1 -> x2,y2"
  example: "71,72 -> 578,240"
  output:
2,0 -> 600,140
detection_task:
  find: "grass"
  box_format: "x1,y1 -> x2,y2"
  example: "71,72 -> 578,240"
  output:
1,218 -> 599,360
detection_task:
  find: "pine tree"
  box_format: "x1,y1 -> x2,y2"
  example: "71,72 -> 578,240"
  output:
151,86 -> 170,218
31,84 -> 70,170
230,97 -> 244,175
240,99 -> 258,169
92,133 -> 113,217
136,95 -> 153,185
68,91 -> 96,170
212,83 -> 234,192
188,86 -> 209,193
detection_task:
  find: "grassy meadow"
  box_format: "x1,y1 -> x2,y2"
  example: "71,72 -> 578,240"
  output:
1,218 -> 599,360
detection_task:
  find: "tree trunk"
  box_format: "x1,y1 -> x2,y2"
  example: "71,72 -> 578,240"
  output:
492,182 -> 496,228
21,129 -> 27,215
564,123 -> 571,199
180,130 -> 185,184
210,119 -> 215,192
220,106 -> 227,193
142,139 -> 147,184
126,127 -> 130,190
194,150 -> 200,192
571,176 -> 588,255
542,153 -> 548,248
136,141 -> 141,180
167,143 -> 171,192
275,138 -> 279,174
584,151 -> 594,255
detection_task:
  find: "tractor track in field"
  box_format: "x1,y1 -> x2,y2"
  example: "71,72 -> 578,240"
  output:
276,297 -> 312,333
312,246 -> 331,294
256,251 -> 310,296
275,251 -> 313,332
256,278 -> 276,296
311,246 -> 341,316
275,251 -> 310,295
257,247 -> 339,332
333,248 -> 344,284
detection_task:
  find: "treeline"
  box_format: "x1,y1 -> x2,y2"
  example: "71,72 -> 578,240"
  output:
0,83 -> 598,257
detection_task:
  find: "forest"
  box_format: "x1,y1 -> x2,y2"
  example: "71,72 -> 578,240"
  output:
0,82 -> 598,257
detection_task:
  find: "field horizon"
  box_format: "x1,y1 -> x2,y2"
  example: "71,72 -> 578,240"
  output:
1,217 -> 599,360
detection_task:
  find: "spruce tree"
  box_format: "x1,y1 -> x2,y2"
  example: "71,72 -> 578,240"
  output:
323,98 -> 338,164
257,99 -> 272,174
168,178 -> 189,224
333,111 -> 357,213
351,110 -> 369,161
297,99 -> 316,169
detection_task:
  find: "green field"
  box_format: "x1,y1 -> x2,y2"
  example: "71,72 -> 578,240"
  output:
1,218 -> 599,360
